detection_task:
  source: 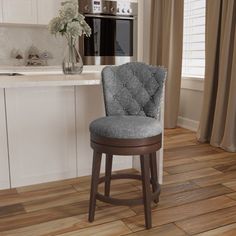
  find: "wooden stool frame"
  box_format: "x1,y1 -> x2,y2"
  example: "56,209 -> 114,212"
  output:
88,133 -> 162,229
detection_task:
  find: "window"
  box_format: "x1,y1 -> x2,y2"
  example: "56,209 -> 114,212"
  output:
182,0 -> 206,78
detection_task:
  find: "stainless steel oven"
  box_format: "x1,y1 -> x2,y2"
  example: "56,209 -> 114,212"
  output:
79,0 -> 138,65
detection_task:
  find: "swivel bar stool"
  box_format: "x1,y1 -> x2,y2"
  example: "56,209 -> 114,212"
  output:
88,62 -> 166,229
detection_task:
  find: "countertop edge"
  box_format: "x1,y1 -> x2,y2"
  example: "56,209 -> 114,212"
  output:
0,73 -> 102,88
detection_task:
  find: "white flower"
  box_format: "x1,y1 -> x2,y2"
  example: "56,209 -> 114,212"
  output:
59,2 -> 78,22
67,21 -> 83,37
48,0 -> 91,39
61,0 -> 77,7
79,19 -> 92,37
48,17 -> 65,35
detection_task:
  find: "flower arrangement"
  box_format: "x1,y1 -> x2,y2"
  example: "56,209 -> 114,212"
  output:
48,0 -> 91,74
48,0 -> 91,40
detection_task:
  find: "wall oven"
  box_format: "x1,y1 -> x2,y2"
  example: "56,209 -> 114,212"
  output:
79,0 -> 138,65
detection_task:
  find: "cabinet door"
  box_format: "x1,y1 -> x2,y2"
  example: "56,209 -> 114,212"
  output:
0,0 -> 3,22
0,89 -> 10,190
75,85 -> 133,177
37,0 -> 61,25
6,87 -> 77,187
2,0 -> 37,24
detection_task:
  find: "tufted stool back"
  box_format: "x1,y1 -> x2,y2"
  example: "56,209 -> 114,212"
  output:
102,62 -> 167,120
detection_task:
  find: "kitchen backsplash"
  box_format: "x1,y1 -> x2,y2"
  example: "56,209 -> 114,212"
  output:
0,25 -> 66,66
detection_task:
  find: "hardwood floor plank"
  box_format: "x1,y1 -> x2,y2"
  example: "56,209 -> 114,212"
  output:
165,162 -> 209,174
23,191 -> 89,212
223,181 -> 236,191
164,141 -> 197,149
0,185 -> 77,207
165,156 -> 236,174
0,188 -> 18,197
164,157 -> 197,168
164,144 -> 221,160
164,127 -> 192,136
0,206 -> 135,236
124,223 -> 187,236
0,203 -> 25,218
160,181 -> 200,196
192,152 -> 236,162
58,220 -> 131,236
163,171 -> 169,176
226,192 -> 236,201
193,172 -> 236,187
131,184 -> 233,214
133,181 -> 200,197
159,184 -> 233,209
163,168 -> 222,185
214,163 -> 236,173
195,222 -> 236,236
122,196 -> 236,232
176,205 -> 236,235
0,201 -> 89,232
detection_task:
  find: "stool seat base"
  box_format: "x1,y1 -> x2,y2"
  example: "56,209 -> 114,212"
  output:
88,134 -> 162,229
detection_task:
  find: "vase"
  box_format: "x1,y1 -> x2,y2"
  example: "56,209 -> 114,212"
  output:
62,37 -> 83,75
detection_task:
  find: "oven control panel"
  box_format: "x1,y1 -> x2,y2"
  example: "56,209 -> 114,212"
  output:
92,0 -> 102,13
79,0 -> 138,16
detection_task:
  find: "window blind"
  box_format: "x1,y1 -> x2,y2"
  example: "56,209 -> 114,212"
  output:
182,0 -> 206,78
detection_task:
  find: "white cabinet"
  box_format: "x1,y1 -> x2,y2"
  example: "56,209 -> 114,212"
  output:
0,0 -> 3,22
1,0 -> 61,25
37,0 -> 61,25
5,87 -> 77,187
0,89 -> 10,190
2,0 -> 37,24
75,86 -> 133,177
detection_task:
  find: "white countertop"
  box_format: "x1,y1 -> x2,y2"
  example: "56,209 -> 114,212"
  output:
0,65 -> 104,88
0,65 -> 104,74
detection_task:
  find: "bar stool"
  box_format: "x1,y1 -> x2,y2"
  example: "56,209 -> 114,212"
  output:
88,62 -> 166,229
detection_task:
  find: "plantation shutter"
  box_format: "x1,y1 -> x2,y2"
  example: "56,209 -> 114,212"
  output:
182,0 -> 206,78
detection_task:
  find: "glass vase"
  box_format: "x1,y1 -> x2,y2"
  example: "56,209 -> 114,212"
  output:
62,37 -> 83,75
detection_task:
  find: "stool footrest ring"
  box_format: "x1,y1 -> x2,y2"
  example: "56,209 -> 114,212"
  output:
96,174 -> 161,206
98,173 -> 142,184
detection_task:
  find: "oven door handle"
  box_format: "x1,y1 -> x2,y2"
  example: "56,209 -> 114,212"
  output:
84,14 -> 136,20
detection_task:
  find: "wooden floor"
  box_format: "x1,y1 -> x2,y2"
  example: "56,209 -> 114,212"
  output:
1,128 -> 236,235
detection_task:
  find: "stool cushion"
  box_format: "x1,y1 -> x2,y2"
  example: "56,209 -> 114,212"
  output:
90,116 -> 162,139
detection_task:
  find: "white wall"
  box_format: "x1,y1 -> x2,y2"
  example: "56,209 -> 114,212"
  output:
0,25 -> 66,66
178,79 -> 204,131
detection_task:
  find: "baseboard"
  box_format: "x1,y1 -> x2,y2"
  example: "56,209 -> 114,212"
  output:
181,77 -> 204,91
0,181 -> 10,190
177,116 -> 199,131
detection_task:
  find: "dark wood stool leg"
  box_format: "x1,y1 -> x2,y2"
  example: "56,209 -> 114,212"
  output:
150,152 -> 160,203
140,155 -> 152,229
88,151 -> 102,222
105,154 -> 113,196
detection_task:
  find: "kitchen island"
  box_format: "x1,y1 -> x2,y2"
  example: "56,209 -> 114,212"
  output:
0,68 -> 164,189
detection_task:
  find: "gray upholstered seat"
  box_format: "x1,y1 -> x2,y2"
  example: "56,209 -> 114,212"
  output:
90,62 -> 166,139
90,116 -> 162,139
